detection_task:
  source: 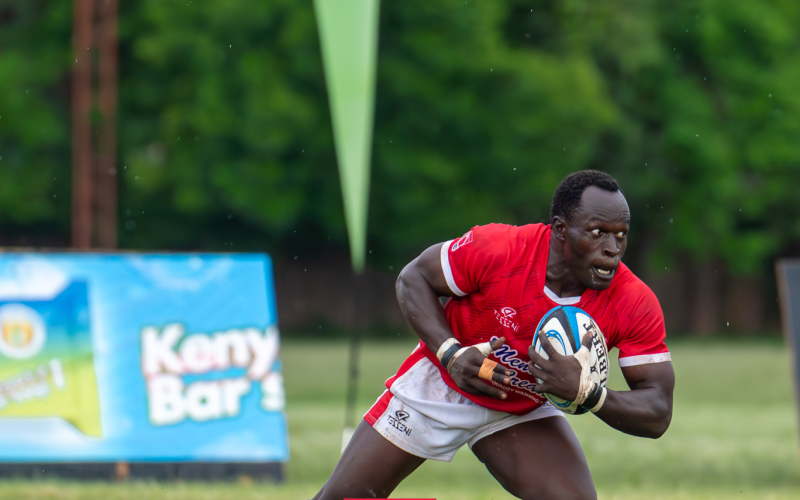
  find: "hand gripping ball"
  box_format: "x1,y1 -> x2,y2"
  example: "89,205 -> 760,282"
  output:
532,306 -> 609,414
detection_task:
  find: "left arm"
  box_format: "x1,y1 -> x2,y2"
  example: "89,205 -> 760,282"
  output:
529,332 -> 674,438
593,361 -> 674,438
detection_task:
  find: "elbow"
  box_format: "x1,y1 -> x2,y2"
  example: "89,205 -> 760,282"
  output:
645,422 -> 669,439
395,261 -> 418,301
645,408 -> 672,439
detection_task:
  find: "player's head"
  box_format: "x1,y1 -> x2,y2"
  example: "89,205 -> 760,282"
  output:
550,170 -> 630,291
550,170 -> 622,223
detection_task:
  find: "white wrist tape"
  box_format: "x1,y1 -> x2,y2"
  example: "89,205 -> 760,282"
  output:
588,387 -> 607,413
449,341 -> 493,371
572,345 -> 596,406
472,341 -> 493,357
437,338 -> 460,361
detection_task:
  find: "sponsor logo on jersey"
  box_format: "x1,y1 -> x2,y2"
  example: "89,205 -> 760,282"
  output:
494,307 -> 520,332
492,341 -> 530,374
387,409 -> 412,436
488,338 -> 546,403
451,231 -> 473,251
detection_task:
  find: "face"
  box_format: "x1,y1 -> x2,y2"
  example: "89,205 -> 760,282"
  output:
558,186 -> 630,291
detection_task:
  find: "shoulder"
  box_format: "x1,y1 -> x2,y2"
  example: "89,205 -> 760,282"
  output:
468,222 -> 547,246
447,223 -> 547,271
607,264 -> 663,317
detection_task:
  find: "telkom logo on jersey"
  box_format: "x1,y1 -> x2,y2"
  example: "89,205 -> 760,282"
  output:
495,307 -> 520,332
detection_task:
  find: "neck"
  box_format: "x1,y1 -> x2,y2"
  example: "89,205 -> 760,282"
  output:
545,234 -> 586,298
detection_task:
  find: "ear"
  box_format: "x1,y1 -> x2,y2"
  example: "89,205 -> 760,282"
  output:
551,216 -> 568,242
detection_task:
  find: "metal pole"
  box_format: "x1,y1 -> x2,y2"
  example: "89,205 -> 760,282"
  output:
342,272 -> 364,452
95,0 -> 119,249
71,0 -> 95,249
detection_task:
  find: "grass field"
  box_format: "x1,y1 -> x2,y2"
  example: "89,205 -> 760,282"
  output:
1,336 -> 798,499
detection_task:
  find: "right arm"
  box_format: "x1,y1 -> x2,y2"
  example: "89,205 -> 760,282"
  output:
396,242 -> 510,399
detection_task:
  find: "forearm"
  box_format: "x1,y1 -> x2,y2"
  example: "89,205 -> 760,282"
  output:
396,262 -> 454,352
593,386 -> 672,438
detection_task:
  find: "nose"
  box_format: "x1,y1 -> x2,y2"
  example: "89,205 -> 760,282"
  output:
602,235 -> 621,258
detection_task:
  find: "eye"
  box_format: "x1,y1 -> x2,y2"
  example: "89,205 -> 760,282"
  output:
615,231 -> 627,238
590,229 -> 601,236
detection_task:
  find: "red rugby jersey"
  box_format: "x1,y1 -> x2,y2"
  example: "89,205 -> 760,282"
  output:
393,223 -> 670,415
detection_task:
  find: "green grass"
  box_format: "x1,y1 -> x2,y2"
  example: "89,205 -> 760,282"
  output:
1,337 -> 799,499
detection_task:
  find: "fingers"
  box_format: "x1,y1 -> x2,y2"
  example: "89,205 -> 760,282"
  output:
536,330 -> 557,357
493,363 -> 512,375
533,383 -> 550,394
478,359 -> 498,381
490,362 -> 512,385
581,330 -> 594,350
528,344 -> 545,363
471,379 -> 508,399
489,336 -> 506,351
528,359 -> 550,394
491,371 -> 511,385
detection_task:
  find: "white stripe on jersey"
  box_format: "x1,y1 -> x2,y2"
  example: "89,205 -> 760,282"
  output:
618,352 -> 672,367
543,286 -> 582,305
440,240 -> 467,296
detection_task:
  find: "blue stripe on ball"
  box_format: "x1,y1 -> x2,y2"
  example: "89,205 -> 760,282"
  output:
563,306 -> 583,354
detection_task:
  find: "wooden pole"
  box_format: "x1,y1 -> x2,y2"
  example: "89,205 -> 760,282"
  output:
71,0 -> 95,249
95,0 -> 119,248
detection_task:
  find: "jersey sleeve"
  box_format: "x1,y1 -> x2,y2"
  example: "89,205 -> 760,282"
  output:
440,224 -> 511,296
615,286 -> 671,367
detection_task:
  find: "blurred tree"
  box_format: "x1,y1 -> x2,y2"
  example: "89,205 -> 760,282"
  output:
0,0 -> 72,244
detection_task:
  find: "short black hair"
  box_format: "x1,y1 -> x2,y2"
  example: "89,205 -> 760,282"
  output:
550,170 -> 621,223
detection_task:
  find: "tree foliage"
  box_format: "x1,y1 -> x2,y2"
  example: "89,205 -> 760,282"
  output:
1,0 -> 799,275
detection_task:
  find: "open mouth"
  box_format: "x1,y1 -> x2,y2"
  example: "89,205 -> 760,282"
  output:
592,266 -> 616,279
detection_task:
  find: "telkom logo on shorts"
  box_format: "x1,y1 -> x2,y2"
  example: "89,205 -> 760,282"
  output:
495,307 -> 520,332
387,409 -> 412,436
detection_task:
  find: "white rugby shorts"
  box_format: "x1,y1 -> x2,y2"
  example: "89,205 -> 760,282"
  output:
364,354 -> 564,462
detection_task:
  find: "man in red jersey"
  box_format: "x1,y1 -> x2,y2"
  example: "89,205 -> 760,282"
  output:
314,170 -> 675,500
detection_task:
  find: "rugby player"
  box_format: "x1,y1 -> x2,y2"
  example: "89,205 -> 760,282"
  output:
314,170 -> 675,500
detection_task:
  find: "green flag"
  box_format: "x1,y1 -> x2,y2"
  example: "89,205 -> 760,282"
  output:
313,0 -> 380,273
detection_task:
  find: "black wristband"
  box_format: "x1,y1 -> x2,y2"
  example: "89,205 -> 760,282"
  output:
581,383 -> 603,410
440,343 -> 462,371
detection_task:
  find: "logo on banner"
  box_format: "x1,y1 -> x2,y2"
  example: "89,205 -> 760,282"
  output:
141,323 -> 284,426
0,304 -> 46,359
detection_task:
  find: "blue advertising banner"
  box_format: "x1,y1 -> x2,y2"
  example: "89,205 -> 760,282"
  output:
0,253 -> 288,463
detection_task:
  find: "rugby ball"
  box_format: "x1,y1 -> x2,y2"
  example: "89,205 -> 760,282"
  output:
532,306 -> 609,415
